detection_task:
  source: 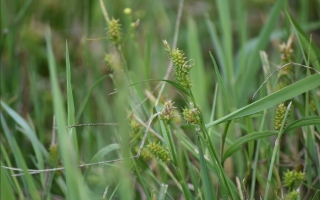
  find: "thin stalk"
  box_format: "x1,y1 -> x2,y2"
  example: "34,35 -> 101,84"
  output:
188,88 -> 236,199
250,110 -> 267,200
163,122 -> 192,200
220,121 -> 231,161
133,161 -> 150,199
264,102 -> 292,200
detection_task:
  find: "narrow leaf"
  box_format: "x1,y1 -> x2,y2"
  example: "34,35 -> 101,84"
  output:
129,79 -> 190,95
206,74 -> 320,128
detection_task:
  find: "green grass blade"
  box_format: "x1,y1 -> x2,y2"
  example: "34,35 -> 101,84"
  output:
285,11 -> 320,70
1,116 -> 24,199
216,0 -> 234,84
239,0 -> 286,101
206,73 -> 320,128
144,33 -> 151,79
1,101 -> 47,184
157,183 -> 168,200
205,14 -> 225,76
197,136 -> 215,200
209,52 -> 231,112
90,144 -> 120,163
65,41 -> 78,157
222,131 -> 278,163
264,102 -> 292,200
129,79 -> 190,96
155,105 -> 192,199
184,150 -> 200,196
187,17 -> 209,118
46,28 -> 88,199
75,74 -> 109,122
1,113 -> 40,200
1,161 -> 16,200
284,116 -> 320,131
84,143 -> 120,179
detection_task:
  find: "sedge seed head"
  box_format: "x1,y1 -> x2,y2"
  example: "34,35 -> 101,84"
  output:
160,100 -> 176,122
104,52 -> 123,75
275,37 -> 295,92
182,102 -> 201,125
283,169 -> 305,191
284,191 -> 300,200
49,144 -> 59,166
163,41 -> 193,89
147,142 -> 170,162
274,103 -> 287,130
107,18 -> 123,45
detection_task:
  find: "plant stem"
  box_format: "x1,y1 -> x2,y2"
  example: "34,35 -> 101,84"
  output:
250,110 -> 267,200
163,122 -> 192,200
188,88 -> 236,199
264,102 -> 292,200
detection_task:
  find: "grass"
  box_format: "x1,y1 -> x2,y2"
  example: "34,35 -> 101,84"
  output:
1,0 -> 320,199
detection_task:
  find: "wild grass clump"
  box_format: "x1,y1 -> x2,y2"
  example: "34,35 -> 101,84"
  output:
1,0 -> 320,200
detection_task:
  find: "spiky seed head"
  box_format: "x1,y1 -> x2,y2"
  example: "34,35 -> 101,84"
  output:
147,142 -> 170,162
274,103 -> 287,130
182,102 -> 201,125
49,144 -> 59,166
107,18 -> 122,45
283,169 -> 305,190
160,100 -> 176,122
163,41 -> 193,89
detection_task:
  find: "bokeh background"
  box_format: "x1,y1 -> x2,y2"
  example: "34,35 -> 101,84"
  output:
1,0 -> 320,199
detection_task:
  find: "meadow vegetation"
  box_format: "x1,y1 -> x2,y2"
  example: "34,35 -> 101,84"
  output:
1,0 -> 320,199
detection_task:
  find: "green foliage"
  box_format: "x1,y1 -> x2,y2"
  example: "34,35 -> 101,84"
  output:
1,0 -> 320,199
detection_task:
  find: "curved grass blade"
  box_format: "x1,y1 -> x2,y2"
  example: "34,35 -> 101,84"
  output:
187,17 -> 209,118
1,101 -> 47,181
285,11 -> 320,70
209,52 -> 231,112
1,161 -> 15,200
284,116 -> 320,132
222,116 -> 320,163
1,113 -> 40,200
197,136 -> 215,200
216,0 -> 234,84
222,131 -> 278,163
206,74 -> 320,128
129,79 -> 190,96
205,14 -> 225,73
75,74 -> 109,122
158,183 -> 168,200
65,42 -> 78,157
90,144 -> 120,163
239,0 -> 286,101
84,143 -> 120,178
46,28 -> 88,199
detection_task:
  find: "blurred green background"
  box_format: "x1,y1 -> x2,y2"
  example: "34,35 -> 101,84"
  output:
1,0 -> 320,199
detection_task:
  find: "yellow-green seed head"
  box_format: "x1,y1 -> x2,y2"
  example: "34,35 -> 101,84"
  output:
163,40 -> 193,89
147,142 -> 170,162
283,169 -> 305,190
274,103 -> 287,130
128,115 -> 144,142
104,52 -> 123,75
275,36 -> 295,92
160,100 -> 176,122
49,144 -> 59,166
284,191 -> 300,200
182,102 -> 201,125
134,146 -> 153,161
107,18 -> 122,45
